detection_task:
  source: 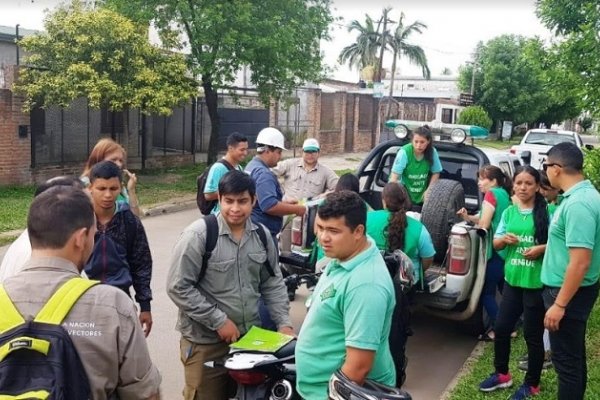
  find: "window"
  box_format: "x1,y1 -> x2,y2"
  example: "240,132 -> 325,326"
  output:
441,108 -> 454,124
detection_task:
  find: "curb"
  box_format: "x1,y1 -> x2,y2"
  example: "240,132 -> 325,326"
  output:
439,341 -> 486,400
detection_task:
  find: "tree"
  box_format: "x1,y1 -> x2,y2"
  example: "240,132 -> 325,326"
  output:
108,0 -> 333,164
537,0 -> 600,115
441,67 -> 452,76
338,15 -> 381,73
458,35 -> 554,127
338,7 -> 393,82
15,2 -> 196,148
579,116 -> 593,133
457,106 -> 492,130
386,12 -> 430,110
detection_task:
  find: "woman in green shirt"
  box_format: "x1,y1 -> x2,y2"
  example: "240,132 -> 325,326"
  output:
366,182 -> 435,286
478,166 -> 549,399
389,125 -> 443,208
457,165 -> 512,341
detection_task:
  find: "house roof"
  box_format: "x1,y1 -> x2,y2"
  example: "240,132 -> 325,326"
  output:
0,25 -> 39,43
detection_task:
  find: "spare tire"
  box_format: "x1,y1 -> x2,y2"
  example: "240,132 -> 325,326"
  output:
420,179 -> 465,262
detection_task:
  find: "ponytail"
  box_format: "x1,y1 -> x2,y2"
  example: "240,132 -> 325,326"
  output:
532,192 -> 549,245
382,182 -> 410,251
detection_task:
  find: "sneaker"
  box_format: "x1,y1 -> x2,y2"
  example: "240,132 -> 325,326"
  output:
510,383 -> 540,399
479,372 -> 513,392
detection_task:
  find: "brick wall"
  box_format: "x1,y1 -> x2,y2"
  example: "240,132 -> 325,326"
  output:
144,154 -> 195,169
0,67 -> 32,185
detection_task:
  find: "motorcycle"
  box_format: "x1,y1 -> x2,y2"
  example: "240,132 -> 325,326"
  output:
206,269 -> 414,400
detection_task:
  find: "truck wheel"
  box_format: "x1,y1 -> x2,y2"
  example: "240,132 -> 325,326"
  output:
420,179 -> 465,262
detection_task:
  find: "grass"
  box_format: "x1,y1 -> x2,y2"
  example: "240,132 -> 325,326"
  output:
448,299 -> 600,399
335,168 -> 355,177
135,164 -> 204,207
0,185 -> 35,234
476,138 -> 522,151
0,165 -> 205,236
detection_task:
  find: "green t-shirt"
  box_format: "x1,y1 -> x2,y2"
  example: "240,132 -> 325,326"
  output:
542,180 -> 600,287
482,187 -> 511,259
295,240 -> 396,399
399,143 -> 432,204
496,206 -> 543,289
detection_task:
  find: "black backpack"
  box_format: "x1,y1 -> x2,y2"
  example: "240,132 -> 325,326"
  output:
0,277 -> 99,399
198,214 -> 275,281
196,159 -> 234,215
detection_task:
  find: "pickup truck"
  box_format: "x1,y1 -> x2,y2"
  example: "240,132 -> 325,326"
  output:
280,128 -> 521,334
509,128 -> 593,169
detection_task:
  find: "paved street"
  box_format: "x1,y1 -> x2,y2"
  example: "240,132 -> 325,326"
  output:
139,208 -> 477,399
0,207 -> 477,399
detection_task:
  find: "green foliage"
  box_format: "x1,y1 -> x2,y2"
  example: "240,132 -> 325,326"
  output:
458,35 -> 582,127
338,14 -> 381,71
108,0 -> 333,106
457,106 -> 492,130
14,2 -> 196,115
579,116 -> 594,133
537,0 -> 600,115
584,147 -> 600,191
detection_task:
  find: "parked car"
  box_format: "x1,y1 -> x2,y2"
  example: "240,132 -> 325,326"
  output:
509,128 -> 593,169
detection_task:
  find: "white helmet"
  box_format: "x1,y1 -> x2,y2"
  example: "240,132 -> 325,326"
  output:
256,127 -> 286,150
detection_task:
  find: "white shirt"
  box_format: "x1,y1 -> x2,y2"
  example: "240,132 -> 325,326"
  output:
0,230 -> 31,283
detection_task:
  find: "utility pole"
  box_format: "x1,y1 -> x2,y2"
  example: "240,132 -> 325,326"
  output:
375,8 -> 394,82
469,61 -> 478,95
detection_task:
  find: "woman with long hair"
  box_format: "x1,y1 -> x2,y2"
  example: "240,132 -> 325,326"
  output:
367,182 -> 435,286
389,125 -> 442,208
478,166 -> 549,399
81,138 -> 140,216
457,165 -> 512,340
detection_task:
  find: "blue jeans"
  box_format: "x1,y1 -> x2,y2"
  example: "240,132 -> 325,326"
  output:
543,282 -> 599,400
481,251 -> 505,329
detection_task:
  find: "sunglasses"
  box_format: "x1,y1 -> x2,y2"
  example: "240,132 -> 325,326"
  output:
542,162 -> 562,172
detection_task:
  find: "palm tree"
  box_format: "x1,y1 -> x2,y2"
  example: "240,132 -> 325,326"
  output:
386,12 -> 431,116
338,15 -> 380,74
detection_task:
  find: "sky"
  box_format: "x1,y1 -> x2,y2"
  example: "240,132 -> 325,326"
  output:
0,0 -> 553,82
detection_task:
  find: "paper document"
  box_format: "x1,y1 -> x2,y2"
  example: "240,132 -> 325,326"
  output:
230,326 -> 294,353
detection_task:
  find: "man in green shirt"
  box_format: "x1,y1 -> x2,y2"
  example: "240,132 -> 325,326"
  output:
541,142 -> 600,400
295,191 -> 396,400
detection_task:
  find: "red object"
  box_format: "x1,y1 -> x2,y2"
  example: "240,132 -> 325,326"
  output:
448,232 -> 471,275
229,370 -> 268,385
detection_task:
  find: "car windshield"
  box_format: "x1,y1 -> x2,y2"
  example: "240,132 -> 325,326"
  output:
525,132 -> 575,146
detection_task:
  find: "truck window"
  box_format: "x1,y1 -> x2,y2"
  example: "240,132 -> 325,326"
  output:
498,161 -> 511,177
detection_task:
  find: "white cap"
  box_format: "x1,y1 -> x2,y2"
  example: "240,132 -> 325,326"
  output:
303,138 -> 320,152
256,127 -> 286,150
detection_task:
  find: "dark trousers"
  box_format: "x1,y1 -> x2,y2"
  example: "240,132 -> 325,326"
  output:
543,282 -> 599,400
481,251 -> 505,328
494,282 -> 545,387
258,233 -> 280,331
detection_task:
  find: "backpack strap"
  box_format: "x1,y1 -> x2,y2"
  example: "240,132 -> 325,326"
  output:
255,223 -> 275,277
199,214 -> 219,282
219,158 -> 235,171
0,285 -> 25,334
34,278 -> 99,325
